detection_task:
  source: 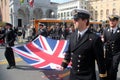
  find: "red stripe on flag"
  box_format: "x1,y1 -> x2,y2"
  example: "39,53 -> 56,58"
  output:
26,42 -> 64,68
13,48 -> 39,61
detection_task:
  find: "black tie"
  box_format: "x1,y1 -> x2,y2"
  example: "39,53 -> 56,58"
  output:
111,29 -> 114,36
78,34 -> 81,41
112,29 -> 114,34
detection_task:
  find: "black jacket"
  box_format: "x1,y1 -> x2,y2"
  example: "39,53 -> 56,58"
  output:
104,27 -> 120,56
61,28 -> 106,80
0,28 -> 15,46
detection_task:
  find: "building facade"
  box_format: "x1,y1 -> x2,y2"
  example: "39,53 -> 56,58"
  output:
1,0 -> 120,25
0,0 -> 10,22
88,0 -> 120,21
0,0 -> 58,27
57,0 -> 87,20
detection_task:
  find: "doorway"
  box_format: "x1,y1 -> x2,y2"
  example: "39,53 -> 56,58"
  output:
18,19 -> 22,27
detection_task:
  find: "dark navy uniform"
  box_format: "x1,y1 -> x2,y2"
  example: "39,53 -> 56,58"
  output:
104,15 -> 120,80
37,23 -> 47,37
0,23 -> 16,69
33,23 -> 47,40
61,9 -> 107,80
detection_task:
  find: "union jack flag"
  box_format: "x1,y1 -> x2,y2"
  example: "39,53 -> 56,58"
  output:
12,35 -> 69,69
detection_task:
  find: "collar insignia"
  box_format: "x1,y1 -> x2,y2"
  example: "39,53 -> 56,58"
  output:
117,30 -> 120,33
108,29 -> 110,32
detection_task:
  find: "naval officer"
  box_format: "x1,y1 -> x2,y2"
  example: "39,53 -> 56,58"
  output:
61,9 -> 107,80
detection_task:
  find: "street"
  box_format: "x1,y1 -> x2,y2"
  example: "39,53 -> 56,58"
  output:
0,45 -> 120,80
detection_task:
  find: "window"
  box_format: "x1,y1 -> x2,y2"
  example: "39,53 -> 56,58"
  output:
64,12 -> 66,17
61,13 -> 63,17
106,9 -> 109,16
95,11 -> 98,19
57,13 -> 60,18
90,11 -> 93,20
113,8 -> 116,15
113,3 -> 116,6
67,12 -> 69,17
100,10 -> 103,19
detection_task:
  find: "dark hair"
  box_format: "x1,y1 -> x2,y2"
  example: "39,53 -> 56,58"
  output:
86,20 -> 89,26
73,13 -> 90,26
39,23 -> 44,26
5,23 -> 13,27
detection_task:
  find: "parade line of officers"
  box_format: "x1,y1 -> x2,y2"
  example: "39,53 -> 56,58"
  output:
0,8 -> 120,80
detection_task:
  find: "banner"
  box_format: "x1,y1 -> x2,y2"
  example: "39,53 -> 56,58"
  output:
12,35 -> 69,69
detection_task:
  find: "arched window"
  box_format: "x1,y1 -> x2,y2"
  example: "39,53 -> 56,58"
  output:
90,11 -> 93,20
113,8 -> 116,15
100,10 -> 103,19
106,9 -> 109,18
95,11 -> 98,19
61,13 -> 63,17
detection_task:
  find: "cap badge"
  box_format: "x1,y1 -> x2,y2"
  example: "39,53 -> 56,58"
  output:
110,16 -> 114,19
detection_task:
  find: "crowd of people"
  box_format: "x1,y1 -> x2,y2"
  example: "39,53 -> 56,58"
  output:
0,8 -> 120,80
27,23 -> 75,41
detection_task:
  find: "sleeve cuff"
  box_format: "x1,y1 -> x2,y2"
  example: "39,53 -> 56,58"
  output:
61,59 -> 69,68
99,72 -> 107,77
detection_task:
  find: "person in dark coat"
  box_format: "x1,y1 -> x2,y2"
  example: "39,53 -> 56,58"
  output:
103,15 -> 120,80
33,23 -> 47,40
37,23 -> 47,37
0,23 -> 16,69
61,9 -> 107,80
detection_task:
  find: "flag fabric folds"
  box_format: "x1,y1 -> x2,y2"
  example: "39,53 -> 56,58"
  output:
29,0 -> 34,7
12,35 -> 69,69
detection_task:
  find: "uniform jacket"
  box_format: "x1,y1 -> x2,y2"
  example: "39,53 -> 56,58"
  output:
61,28 -> 106,80
104,27 -> 120,56
38,28 -> 47,37
0,28 -> 15,46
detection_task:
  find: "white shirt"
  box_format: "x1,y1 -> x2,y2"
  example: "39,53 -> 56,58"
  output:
111,26 -> 118,34
78,28 -> 88,38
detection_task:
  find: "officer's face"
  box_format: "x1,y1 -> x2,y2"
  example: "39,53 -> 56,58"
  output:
73,18 -> 87,30
39,25 -> 43,29
109,20 -> 119,28
5,25 -> 10,29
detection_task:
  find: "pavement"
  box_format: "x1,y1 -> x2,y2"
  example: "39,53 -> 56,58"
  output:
0,39 -> 120,80
0,39 -> 70,80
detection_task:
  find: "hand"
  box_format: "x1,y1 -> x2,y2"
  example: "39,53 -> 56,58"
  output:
56,66 -> 65,71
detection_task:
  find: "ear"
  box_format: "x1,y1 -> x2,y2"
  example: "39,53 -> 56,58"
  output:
84,19 -> 88,23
